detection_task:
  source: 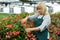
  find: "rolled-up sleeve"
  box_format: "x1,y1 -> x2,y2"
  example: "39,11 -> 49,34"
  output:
39,15 -> 51,32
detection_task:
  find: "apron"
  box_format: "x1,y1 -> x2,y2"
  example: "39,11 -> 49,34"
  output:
33,16 -> 48,40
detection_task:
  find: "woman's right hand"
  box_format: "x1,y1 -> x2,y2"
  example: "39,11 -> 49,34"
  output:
20,19 -> 26,24
20,17 -> 28,25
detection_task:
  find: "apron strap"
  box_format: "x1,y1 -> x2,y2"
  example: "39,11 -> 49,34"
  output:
41,15 -> 45,19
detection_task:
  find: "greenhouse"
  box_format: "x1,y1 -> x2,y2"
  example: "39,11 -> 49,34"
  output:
0,0 -> 60,40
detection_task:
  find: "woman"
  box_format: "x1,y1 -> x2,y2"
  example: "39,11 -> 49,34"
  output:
21,2 -> 51,40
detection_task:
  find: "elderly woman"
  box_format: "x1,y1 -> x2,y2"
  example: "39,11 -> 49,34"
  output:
21,2 -> 51,40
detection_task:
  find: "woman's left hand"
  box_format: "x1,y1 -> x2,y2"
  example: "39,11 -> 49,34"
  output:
25,28 -> 32,33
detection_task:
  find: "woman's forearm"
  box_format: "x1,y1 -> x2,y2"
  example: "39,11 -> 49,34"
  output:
31,27 -> 40,31
25,27 -> 40,33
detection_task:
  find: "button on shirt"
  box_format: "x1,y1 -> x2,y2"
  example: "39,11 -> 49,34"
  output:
28,13 -> 51,39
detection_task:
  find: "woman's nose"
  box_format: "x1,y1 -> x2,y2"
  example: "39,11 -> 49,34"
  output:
38,10 -> 41,12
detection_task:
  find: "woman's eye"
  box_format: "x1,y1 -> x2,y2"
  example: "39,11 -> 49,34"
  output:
37,8 -> 41,10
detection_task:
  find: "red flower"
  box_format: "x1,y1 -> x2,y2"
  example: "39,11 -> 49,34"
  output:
25,24 -> 29,28
54,29 -> 60,35
6,32 -> 13,36
27,33 -> 36,38
2,17 -> 8,20
13,31 -> 17,36
16,31 -> 20,35
30,38 -> 36,40
9,32 -> 13,36
6,32 -> 9,35
27,33 -> 32,38
24,23 -> 29,28
13,31 -> 20,36
5,24 -> 15,28
6,35 -> 11,39
5,24 -> 13,28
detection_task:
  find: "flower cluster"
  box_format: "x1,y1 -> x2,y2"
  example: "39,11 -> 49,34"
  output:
0,13 -> 29,40
0,12 -> 60,40
49,12 -> 60,40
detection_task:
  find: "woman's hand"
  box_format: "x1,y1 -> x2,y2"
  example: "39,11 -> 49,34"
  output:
25,28 -> 32,33
20,19 -> 26,24
20,17 -> 28,24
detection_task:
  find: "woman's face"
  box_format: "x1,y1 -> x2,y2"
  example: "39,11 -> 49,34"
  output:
36,6 -> 44,15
